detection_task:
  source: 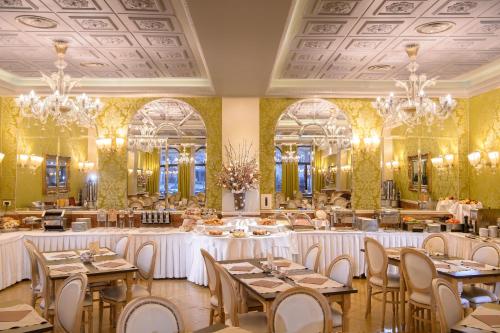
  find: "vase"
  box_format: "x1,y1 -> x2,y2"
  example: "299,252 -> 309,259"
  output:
233,192 -> 246,211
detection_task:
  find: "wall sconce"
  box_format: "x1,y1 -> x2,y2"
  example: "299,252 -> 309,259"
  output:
431,154 -> 454,171
96,137 -> 125,151
341,164 -> 352,172
0,152 -> 4,163
385,160 -> 400,171
468,151 -> 498,171
351,134 -> 380,152
78,161 -> 95,173
18,154 -> 43,171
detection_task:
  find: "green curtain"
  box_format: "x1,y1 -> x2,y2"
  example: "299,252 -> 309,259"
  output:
139,149 -> 160,195
282,146 -> 298,200
179,147 -> 192,199
313,146 -> 324,193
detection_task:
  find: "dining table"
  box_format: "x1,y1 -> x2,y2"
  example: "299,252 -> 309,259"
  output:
0,301 -> 52,333
382,247 -> 500,332
41,248 -> 139,317
217,257 -> 357,331
451,303 -> 500,333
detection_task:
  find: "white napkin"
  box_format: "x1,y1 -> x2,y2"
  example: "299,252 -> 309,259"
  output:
289,273 -> 344,289
221,262 -> 263,275
241,277 -> 292,294
43,251 -> 79,260
48,263 -> 88,277
0,304 -> 48,331
92,259 -> 135,271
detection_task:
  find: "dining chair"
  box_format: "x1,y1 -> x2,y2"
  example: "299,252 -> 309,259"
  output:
304,243 -> 321,273
421,233 -> 449,256
99,240 -> 158,331
461,243 -> 500,307
33,250 -> 95,332
270,287 -> 333,333
54,273 -> 88,333
326,255 -> 353,332
23,239 -> 42,307
115,236 -> 130,259
432,278 -> 464,333
200,249 -> 263,325
400,248 -> 438,333
200,249 -> 225,325
364,237 -> 400,331
116,296 -> 185,333
215,263 -> 267,332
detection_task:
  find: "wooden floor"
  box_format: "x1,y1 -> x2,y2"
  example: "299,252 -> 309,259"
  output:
0,278 -> 400,333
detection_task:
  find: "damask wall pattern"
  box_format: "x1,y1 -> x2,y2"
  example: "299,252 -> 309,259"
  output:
0,96 -> 222,210
469,89 -> 500,208
260,98 -> 383,210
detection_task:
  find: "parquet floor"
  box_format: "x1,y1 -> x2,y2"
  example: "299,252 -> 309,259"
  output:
0,278 -> 400,333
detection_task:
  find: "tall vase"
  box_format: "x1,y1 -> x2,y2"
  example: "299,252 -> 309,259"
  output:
233,192 -> 246,211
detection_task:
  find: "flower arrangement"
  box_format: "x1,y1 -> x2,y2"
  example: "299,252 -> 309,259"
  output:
216,142 -> 259,193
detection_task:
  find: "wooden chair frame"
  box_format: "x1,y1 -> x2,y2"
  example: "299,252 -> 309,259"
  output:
364,237 -> 401,331
200,249 -> 225,325
116,296 -> 185,333
400,248 -> 438,333
422,233 -> 449,256
54,273 -> 87,333
326,255 -> 353,332
304,243 -> 322,273
270,286 -> 333,333
23,239 -> 41,307
432,278 -> 464,333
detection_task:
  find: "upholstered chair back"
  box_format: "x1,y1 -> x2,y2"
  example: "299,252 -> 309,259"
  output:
55,273 -> 87,333
326,255 -> 353,287
432,278 -> 464,333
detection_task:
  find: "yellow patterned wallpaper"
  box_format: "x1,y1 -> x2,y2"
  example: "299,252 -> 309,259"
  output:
260,98 -> 383,209
390,98 -> 469,202
0,97 -> 223,210
469,89 -> 500,208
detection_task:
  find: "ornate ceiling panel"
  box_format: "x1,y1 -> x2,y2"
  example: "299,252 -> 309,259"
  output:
277,0 -> 500,80
0,0 -> 207,79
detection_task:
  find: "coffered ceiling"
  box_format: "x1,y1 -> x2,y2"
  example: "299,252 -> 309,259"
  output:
0,0 -> 499,97
0,0 -> 208,79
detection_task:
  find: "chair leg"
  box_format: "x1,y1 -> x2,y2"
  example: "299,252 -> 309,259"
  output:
391,292 -> 396,330
87,306 -> 93,333
408,303 -> 413,333
98,299 -> 103,333
31,293 -> 36,308
365,284 -> 372,318
430,307 -> 436,333
209,308 -> 214,325
381,290 -> 387,332
81,312 -> 85,333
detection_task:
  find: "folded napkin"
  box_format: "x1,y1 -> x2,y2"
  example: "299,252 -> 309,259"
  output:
78,248 -> 116,256
49,263 -> 88,276
0,310 -> 31,322
260,260 -> 305,271
241,277 -> 292,294
222,262 -> 263,275
290,273 -> 344,289
250,280 -> 283,289
0,304 -> 47,331
93,259 -> 134,271
445,260 -> 499,271
43,251 -> 78,260
473,315 -> 500,328
459,306 -> 500,332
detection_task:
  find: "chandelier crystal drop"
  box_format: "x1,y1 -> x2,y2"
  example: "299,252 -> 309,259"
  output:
128,118 -> 167,152
177,146 -> 194,165
16,40 -> 102,128
373,43 -> 456,128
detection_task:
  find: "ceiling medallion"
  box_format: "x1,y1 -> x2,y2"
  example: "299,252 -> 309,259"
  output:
416,21 -> 455,34
15,15 -> 58,29
367,64 -> 394,71
373,43 -> 456,129
16,40 -> 102,129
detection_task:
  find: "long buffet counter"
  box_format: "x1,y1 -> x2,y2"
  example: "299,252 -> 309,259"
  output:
1,228 -> 494,291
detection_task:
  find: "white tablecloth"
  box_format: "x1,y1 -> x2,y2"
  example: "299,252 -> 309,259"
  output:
446,232 -> 500,259
3,228 -> 494,291
186,232 -> 293,285
448,202 -> 483,222
292,230 -> 427,276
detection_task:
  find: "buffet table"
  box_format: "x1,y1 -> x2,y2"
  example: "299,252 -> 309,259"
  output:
0,228 -> 495,291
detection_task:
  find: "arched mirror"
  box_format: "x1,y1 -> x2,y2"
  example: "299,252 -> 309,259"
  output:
381,122 -> 461,210
274,99 -> 353,209
127,98 -> 207,210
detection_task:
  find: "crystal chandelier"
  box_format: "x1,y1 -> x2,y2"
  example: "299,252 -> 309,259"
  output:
373,43 -> 456,128
128,119 -> 167,152
281,145 -> 300,163
177,146 -> 194,165
16,40 -> 102,128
